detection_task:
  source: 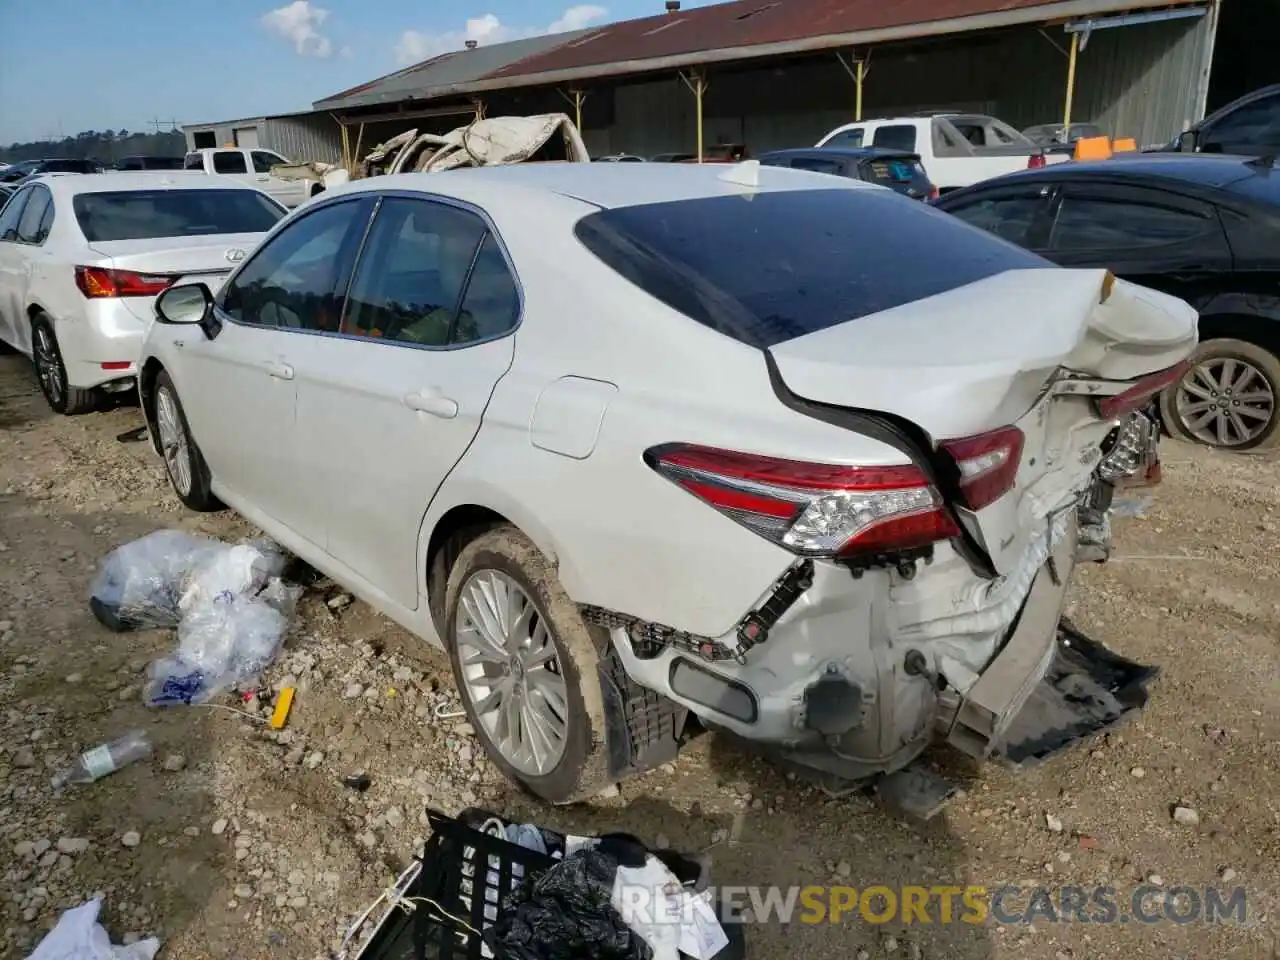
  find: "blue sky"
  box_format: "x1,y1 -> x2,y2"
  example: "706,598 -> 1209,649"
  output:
0,0 -> 718,145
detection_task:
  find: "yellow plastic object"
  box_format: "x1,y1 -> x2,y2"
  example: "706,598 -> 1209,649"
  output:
270,687 -> 296,729
1112,137 -> 1138,153
1074,136 -> 1113,162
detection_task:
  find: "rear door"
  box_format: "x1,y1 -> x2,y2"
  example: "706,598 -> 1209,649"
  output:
207,149 -> 257,190
0,187 -> 34,350
1045,182 -> 1232,295
287,195 -> 519,609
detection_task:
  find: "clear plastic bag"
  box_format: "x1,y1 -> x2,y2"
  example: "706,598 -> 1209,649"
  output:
145,580 -> 303,706
88,531 -> 289,632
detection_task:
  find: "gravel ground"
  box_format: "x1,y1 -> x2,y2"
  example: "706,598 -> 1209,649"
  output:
1,351 -> 1277,960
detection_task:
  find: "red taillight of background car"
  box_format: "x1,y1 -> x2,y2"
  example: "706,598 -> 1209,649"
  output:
940,426 -> 1025,511
1095,359 -> 1193,421
75,266 -> 176,299
1027,153 -> 1047,169
645,443 -> 962,559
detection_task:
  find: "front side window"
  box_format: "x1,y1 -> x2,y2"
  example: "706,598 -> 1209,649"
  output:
251,151 -> 284,174
823,128 -> 865,149
872,125 -> 917,151
1051,196 -> 1212,250
16,187 -> 51,243
945,193 -> 1048,246
212,151 -> 248,175
342,198 -> 487,347
73,189 -> 285,242
220,198 -> 372,330
184,153 -> 204,171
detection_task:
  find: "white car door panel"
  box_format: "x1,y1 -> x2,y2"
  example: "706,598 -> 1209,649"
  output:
290,196 -> 521,609
0,187 -> 35,350
176,195 -> 375,545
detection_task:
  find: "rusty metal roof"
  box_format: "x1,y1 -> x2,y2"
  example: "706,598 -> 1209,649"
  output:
483,0 -> 1190,82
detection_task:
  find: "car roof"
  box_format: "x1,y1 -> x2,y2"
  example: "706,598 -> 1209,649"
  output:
960,153 -> 1267,191
32,171 -> 256,198
331,161 -> 877,210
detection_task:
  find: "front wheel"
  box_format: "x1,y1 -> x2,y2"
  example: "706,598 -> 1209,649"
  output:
444,525 -> 612,804
1159,338 -> 1280,451
153,370 -> 223,511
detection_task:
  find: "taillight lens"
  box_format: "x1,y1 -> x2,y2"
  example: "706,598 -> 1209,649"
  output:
75,266 -> 176,299
940,426 -> 1025,511
645,444 -> 961,559
1096,359 -> 1192,420
1027,153 -> 1047,169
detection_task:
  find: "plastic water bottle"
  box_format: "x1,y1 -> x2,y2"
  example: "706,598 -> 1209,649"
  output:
56,730 -> 152,786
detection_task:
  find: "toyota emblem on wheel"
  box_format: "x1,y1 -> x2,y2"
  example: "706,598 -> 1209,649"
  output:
224,248 -> 246,263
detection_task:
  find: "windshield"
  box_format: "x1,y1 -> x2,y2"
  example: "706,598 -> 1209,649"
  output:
73,189 -> 286,242
574,188 -> 1046,348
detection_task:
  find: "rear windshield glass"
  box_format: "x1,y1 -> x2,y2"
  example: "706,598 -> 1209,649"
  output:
73,189 -> 286,242
859,156 -> 931,190
574,188 -> 1047,348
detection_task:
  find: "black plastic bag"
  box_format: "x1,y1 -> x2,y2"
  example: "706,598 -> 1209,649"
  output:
484,848 -> 652,960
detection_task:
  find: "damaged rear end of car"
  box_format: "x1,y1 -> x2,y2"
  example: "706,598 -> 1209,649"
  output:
573,180 -> 1197,811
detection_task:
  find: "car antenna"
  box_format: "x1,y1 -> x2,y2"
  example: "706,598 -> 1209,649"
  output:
1246,154 -> 1276,170
718,159 -> 761,188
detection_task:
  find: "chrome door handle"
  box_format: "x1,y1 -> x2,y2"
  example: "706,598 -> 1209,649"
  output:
264,360 -> 294,380
403,391 -> 458,418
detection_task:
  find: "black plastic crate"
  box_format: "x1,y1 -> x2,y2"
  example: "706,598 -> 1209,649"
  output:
351,808 -> 746,960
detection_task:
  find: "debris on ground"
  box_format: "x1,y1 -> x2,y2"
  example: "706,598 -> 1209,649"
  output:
55,730 -> 152,787
27,897 -> 160,960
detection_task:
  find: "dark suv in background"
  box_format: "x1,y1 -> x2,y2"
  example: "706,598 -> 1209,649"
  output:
1163,83 -> 1280,157
0,158 -> 103,182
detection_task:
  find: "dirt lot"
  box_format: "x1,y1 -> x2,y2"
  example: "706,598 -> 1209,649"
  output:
1,350 -> 1277,960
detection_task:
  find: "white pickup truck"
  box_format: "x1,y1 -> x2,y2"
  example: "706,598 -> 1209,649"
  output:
816,114 -> 1066,192
182,148 -> 317,208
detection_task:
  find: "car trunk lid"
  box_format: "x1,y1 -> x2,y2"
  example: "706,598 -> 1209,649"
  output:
767,267 -> 1197,574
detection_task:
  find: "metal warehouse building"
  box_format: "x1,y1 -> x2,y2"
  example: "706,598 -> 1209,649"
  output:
312,0 -> 1228,162
181,109 -> 344,163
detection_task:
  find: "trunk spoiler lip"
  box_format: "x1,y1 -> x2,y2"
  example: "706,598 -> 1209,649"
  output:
762,349 -> 999,580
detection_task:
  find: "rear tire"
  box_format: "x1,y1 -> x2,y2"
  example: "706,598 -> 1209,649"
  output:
1159,338 -> 1280,451
31,315 -> 99,415
154,370 -> 223,511
444,525 -> 612,804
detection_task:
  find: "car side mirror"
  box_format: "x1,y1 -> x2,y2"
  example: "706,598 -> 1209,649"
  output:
155,283 -> 219,340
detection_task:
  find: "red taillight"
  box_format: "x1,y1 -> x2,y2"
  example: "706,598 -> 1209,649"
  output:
929,186 -> 940,202
1096,359 -> 1192,421
1027,153 -> 1047,169
75,266 -> 176,299
645,444 -> 961,559
940,426 -> 1025,512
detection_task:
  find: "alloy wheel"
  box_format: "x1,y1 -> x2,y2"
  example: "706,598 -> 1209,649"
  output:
1175,357 -> 1276,448
32,325 -> 64,409
155,386 -> 193,496
454,569 -> 569,776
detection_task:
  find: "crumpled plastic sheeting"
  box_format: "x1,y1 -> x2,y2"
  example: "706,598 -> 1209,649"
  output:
485,848 -> 651,960
26,898 -> 160,960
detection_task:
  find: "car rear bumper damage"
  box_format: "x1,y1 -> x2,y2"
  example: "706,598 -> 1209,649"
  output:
586,411 -> 1162,794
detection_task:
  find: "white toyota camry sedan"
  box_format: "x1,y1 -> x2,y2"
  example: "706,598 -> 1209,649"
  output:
0,172 -> 285,414
137,162 -> 1195,806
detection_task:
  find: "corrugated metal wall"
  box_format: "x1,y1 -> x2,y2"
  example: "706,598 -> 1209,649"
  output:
596,15 -> 1208,157
262,114 -> 344,162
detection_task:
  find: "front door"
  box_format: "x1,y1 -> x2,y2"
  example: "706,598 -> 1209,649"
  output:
288,195 -> 520,609
250,150 -> 306,207
173,195 -> 375,545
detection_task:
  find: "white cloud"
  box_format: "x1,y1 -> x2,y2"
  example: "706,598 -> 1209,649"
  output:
261,1 -> 335,58
393,5 -> 608,65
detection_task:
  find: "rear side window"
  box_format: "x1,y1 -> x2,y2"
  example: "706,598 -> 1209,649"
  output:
73,189 -> 285,242
0,188 -> 32,240
859,156 -> 931,192
574,188 -> 1047,348
212,151 -> 247,174
1051,197 -> 1212,250
16,187 -> 51,243
789,156 -> 845,175
872,125 -> 917,151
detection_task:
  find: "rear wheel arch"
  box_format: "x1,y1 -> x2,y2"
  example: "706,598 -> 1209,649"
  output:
139,358 -> 166,453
